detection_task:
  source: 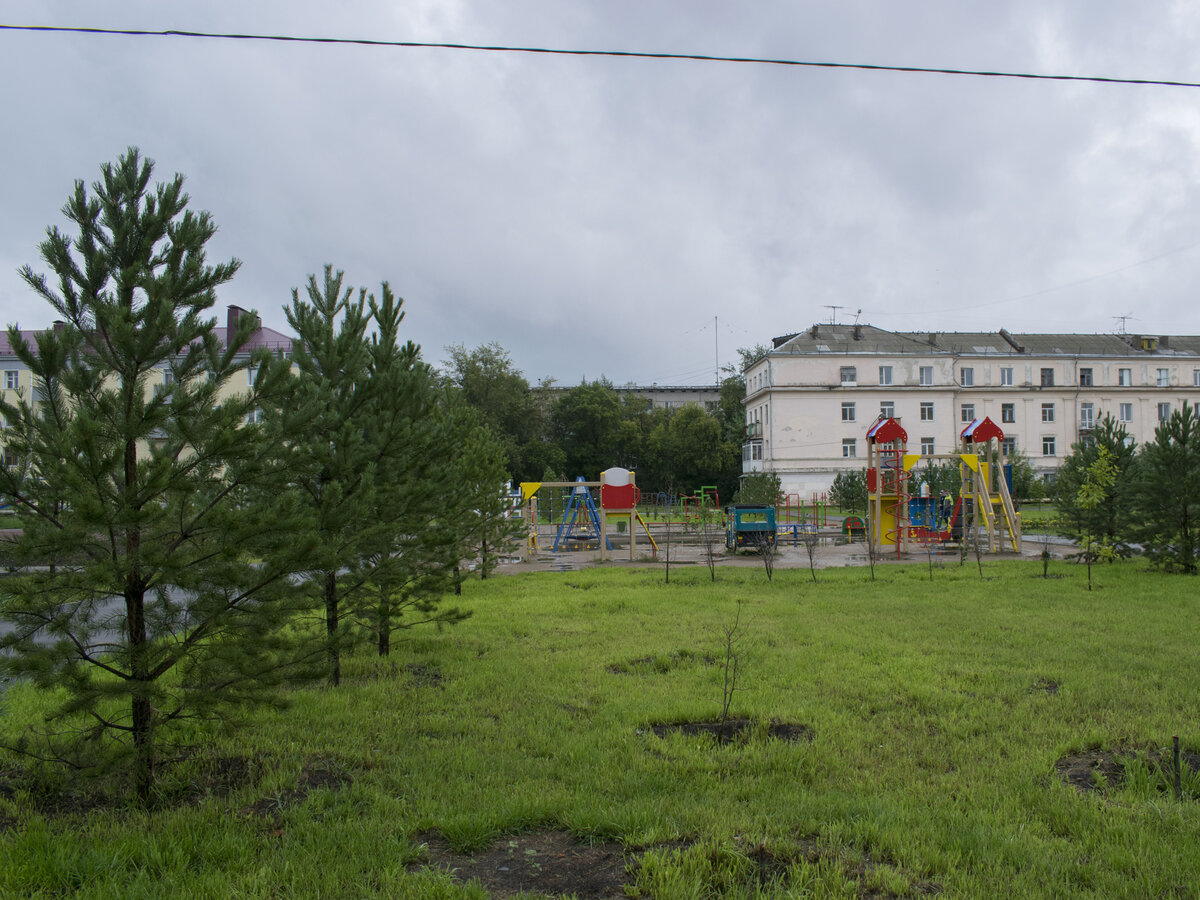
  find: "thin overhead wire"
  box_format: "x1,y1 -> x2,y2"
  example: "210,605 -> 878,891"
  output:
2,24 -> 1199,89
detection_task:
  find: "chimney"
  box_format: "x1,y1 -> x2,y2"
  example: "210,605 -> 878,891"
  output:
1159,335 -> 1170,349
227,305 -> 260,335
927,333 -> 938,347
53,320 -> 65,334
810,324 -> 819,338
853,323 -> 862,340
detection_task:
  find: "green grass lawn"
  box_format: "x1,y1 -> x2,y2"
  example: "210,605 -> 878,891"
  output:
2,559 -> 1199,898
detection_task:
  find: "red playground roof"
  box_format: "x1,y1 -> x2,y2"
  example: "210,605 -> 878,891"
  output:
866,416 -> 907,444
960,416 -> 1004,443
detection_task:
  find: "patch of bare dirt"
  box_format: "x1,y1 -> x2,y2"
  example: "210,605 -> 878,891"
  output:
241,756 -> 353,825
648,718 -> 813,744
1029,677 -> 1060,695
415,830 -> 630,899
1055,747 -> 1200,796
1055,750 -> 1126,793
403,662 -> 444,687
728,834 -> 942,897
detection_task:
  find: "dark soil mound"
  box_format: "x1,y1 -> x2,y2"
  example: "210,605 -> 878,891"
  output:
649,718 -> 813,744
416,830 -> 629,899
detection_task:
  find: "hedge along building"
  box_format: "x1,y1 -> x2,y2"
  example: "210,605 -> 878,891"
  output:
741,323 -> 1200,497
0,305 -> 293,471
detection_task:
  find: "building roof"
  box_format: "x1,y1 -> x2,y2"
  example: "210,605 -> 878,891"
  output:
767,323 -> 1200,359
2,314 -> 293,359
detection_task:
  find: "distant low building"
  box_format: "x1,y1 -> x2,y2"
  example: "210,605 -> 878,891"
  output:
544,383 -> 721,411
742,323 -> 1200,495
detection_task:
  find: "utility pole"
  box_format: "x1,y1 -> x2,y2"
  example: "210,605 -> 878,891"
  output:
714,315 -> 719,385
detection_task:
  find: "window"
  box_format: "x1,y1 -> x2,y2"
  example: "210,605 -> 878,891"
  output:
842,438 -> 857,458
1118,368 -> 1132,387
1042,436 -> 1056,456
246,408 -> 264,425
1000,367 -> 1013,386
162,369 -> 175,386
1158,402 -> 1171,422
1194,369 -> 1200,387
879,365 -> 893,385
1157,367 -> 1170,387
919,366 -> 933,386
840,366 -> 857,385
3,370 -> 16,390
841,402 -> 856,422
1078,368 -> 1093,387
1041,403 -> 1055,423
248,365 -> 258,386
960,367 -> 974,386
879,401 -> 895,419
1001,403 -> 1015,424
920,437 -> 935,455
1041,367 -> 1054,387
961,404 -> 975,423
1119,402 -> 1133,422
752,443 -> 763,461
1,448 -> 18,469
920,401 -> 934,421
1001,437 -> 1016,456
1080,402 -> 1094,430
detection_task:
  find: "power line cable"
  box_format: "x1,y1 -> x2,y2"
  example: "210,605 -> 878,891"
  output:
2,24 -> 1200,89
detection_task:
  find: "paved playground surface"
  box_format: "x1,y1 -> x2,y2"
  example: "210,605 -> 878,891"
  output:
495,533 -> 1064,574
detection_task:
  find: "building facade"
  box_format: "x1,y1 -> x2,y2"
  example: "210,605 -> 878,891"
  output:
1,306 -> 293,468
743,323 -> 1200,495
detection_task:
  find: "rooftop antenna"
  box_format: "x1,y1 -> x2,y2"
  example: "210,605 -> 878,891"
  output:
824,305 -> 843,325
852,308 -> 863,325
1113,314 -> 1133,335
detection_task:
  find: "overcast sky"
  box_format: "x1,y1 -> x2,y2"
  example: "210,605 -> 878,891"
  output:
4,3 -> 1200,386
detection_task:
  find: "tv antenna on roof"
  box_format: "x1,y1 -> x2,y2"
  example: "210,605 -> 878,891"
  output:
1114,314 -> 1134,334
852,308 -> 863,325
824,305 -> 843,325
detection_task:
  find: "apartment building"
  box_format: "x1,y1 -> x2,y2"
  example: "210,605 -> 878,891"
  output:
742,323 -> 1200,495
1,306 -> 293,466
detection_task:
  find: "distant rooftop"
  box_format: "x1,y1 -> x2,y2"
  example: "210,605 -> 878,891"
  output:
2,305 -> 293,357
764,324 -> 1200,360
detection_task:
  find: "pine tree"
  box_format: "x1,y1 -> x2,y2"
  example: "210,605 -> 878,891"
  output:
280,268 -> 453,680
1131,404 -> 1200,573
443,398 -> 522,580
0,149 -> 312,802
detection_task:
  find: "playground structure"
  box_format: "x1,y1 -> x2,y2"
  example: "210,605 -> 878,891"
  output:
866,416 -> 1022,556
518,469 -> 658,561
776,492 -> 829,528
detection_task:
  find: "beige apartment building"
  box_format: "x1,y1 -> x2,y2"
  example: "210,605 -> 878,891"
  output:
0,306 -> 292,469
743,323 -> 1200,495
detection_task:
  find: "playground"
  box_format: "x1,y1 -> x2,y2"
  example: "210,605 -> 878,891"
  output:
500,413 -> 1047,574
512,471 -> 849,563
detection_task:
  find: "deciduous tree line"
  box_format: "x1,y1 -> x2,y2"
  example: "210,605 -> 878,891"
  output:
440,345 -> 747,501
0,150 -> 517,800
